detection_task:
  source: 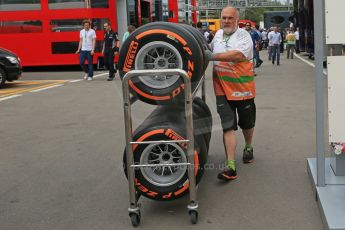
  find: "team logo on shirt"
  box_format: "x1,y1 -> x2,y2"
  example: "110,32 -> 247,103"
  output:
231,91 -> 253,97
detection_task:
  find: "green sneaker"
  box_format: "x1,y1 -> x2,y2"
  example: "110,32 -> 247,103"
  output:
217,168 -> 237,181
243,147 -> 254,163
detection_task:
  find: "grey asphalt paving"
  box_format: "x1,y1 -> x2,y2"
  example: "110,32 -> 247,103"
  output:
0,52 -> 324,230
22,66 -> 106,81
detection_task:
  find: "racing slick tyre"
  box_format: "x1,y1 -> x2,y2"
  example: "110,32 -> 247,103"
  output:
193,97 -> 213,134
118,22 -> 205,105
123,103 -> 212,201
192,97 -> 212,151
179,24 -> 210,70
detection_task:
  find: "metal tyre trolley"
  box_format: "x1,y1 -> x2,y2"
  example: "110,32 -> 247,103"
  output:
122,69 -> 206,226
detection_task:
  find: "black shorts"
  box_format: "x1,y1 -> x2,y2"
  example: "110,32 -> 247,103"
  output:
216,96 -> 256,132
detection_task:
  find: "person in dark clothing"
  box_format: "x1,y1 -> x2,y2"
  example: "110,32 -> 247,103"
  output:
279,28 -> 285,53
196,21 -> 203,34
102,22 -> 120,81
245,23 -> 263,68
208,30 -> 214,43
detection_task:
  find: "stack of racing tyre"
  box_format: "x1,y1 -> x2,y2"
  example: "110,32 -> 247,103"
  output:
118,22 -> 209,105
119,22 -> 212,201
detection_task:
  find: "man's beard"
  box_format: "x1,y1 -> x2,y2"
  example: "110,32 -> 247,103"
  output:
223,26 -> 236,35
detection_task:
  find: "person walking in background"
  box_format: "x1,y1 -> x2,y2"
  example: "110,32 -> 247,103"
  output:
102,22 -> 120,81
196,21 -> 210,43
203,26 -> 210,42
254,24 -> 263,67
208,30 -> 215,43
286,28 -> 296,59
267,27 -> 274,60
196,21 -> 203,34
122,25 -> 136,42
205,6 -> 256,181
268,27 -> 282,65
261,28 -> 268,49
294,27 -> 300,53
279,27 -> 285,53
76,19 -> 96,81
245,23 -> 262,68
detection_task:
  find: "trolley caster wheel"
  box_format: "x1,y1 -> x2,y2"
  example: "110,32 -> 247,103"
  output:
189,210 -> 198,224
129,212 -> 141,227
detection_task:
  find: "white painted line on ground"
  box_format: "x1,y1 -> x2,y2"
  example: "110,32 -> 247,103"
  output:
294,53 -> 315,68
294,53 -> 327,75
30,84 -> 63,92
0,94 -> 22,102
70,79 -> 83,83
93,72 -> 108,78
71,72 -> 108,82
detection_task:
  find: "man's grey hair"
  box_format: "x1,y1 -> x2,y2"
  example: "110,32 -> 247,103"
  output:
221,6 -> 240,18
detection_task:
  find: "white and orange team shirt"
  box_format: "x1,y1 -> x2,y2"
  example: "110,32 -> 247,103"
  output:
211,27 -> 255,101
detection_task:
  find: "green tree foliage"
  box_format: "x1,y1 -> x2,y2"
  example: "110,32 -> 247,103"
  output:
244,8 -> 265,24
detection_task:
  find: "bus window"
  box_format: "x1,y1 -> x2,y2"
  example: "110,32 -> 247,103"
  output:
52,41 -> 102,54
0,0 -> 41,11
0,20 -> 43,33
50,18 -> 109,32
48,0 -> 108,9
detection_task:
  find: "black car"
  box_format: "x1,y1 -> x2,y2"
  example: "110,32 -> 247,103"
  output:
0,48 -> 22,88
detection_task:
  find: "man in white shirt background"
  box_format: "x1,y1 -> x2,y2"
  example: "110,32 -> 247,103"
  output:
76,19 -> 96,81
268,27 -> 282,65
261,28 -> 268,49
267,27 -> 274,60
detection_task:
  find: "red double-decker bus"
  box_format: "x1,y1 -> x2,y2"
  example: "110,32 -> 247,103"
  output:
0,0 -> 197,67
0,0 -> 117,67
126,0 -> 197,27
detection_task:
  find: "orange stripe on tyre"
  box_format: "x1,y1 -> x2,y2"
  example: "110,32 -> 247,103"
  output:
132,129 -> 165,150
129,80 -> 171,101
135,29 -> 187,46
174,182 -> 189,196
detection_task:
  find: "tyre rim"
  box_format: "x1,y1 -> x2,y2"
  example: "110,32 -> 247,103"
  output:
0,71 -> 3,83
135,41 -> 183,89
140,143 -> 187,187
